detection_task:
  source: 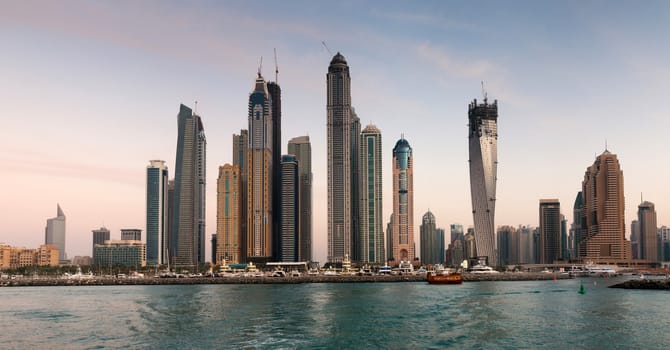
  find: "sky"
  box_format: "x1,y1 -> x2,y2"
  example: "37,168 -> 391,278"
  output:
1,1 -> 669,262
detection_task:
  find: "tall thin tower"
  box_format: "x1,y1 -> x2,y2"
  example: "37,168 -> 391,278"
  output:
359,125 -> 383,263
247,74 -> 273,260
173,104 -> 206,266
288,136 -> 312,262
327,52 -> 353,263
45,204 -> 66,262
468,97 -> 498,265
267,71 -> 281,261
146,160 -> 168,265
392,137 -> 415,264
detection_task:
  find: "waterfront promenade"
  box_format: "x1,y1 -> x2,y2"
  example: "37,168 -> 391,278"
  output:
0,272 -> 570,287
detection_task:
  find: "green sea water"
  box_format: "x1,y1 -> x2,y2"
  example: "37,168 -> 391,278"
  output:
1,277 -> 668,349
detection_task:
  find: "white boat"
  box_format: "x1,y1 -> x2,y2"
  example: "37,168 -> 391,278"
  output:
271,268 -> 286,277
323,267 -> 338,276
398,260 -> 414,275
378,264 -> 392,275
289,270 -> 301,277
307,268 -> 320,276
469,264 -> 499,274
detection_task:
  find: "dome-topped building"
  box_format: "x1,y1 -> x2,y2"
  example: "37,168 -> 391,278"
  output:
391,136 -> 415,264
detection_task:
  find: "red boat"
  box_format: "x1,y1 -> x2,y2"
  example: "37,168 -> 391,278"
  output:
427,271 -> 463,284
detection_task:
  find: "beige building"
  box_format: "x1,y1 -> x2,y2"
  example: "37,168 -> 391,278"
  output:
638,201 -> 658,263
391,137 -> 415,264
0,244 -> 60,270
217,164 -> 242,264
577,150 -> 631,263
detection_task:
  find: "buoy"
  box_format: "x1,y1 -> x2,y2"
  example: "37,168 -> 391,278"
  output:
579,281 -> 585,295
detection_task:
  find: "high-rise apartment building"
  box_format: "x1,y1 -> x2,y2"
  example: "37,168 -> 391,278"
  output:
350,109 -> 361,262
391,137 -> 415,264
358,125 -> 384,263
233,130 -> 249,262
327,52 -> 354,263
91,227 -> 110,259
497,225 -> 519,266
45,204 -> 66,262
173,104 -> 207,266
576,150 -> 630,263
631,220 -> 640,260
146,160 -> 169,265
539,199 -> 561,264
121,229 -> 142,241
420,211 -> 443,265
288,136 -> 312,262
167,180 -> 175,260
638,201 -> 658,263
468,98 -> 498,265
247,74 -> 273,260
450,224 -> 464,244
280,155 -> 298,262
561,215 -> 568,260
268,81 -> 282,262
217,164 -> 241,264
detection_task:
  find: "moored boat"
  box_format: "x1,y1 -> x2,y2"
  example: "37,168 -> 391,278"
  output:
427,271 -> 463,285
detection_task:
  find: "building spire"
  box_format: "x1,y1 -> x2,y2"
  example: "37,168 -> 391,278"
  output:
258,56 -> 263,78
274,48 -> 279,84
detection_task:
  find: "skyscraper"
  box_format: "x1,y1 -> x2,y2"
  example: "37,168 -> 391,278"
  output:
268,81 -> 282,262
92,227 -> 110,259
351,108 -> 361,262
497,225 -> 519,266
450,224 -> 464,244
631,220 -> 640,260
146,160 -> 168,265
468,97 -> 498,265
45,204 -> 66,262
570,192 -> 584,260
173,104 -> 207,266
288,136 -> 312,262
638,201 -> 658,263
247,74 -> 273,260
233,130 -> 249,262
167,180 -> 175,260
539,199 -> 561,264
420,211 -> 440,265
217,164 -> 241,263
280,155 -> 298,262
327,52 -> 353,263
577,150 -> 630,263
391,137 -> 415,264
359,125 -> 383,263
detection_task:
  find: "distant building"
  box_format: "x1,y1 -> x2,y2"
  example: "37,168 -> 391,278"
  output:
71,256 -> 92,266
448,239 -> 466,268
93,240 -> 146,267
267,81 -> 282,263
45,204 -> 67,262
497,226 -> 519,266
146,160 -> 169,265
288,136 -> 313,262
210,234 -> 217,264
121,229 -> 142,241
450,224 -> 464,243
280,155 -> 299,262
233,130 -> 249,262
173,104 -> 207,266
569,192 -> 583,260
539,199 -> 561,264
630,220 -> 640,260
659,226 -> 670,262
518,225 -> 534,264
576,150 -> 631,263
358,125 -> 384,263
420,211 -> 443,265
0,244 -> 59,270
217,164 -> 241,264
468,97 -> 498,265
638,201 -> 658,263
561,215 -> 568,260
92,227 -> 110,260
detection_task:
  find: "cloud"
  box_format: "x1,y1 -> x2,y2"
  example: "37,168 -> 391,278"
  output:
416,43 -> 495,80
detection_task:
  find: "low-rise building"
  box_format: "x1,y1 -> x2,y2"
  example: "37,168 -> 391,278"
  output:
93,240 -> 146,267
0,244 -> 60,269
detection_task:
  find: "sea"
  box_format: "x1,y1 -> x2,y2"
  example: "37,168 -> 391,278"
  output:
1,277 -> 669,349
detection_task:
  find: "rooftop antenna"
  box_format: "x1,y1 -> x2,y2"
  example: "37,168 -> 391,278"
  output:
641,192 -> 643,203
274,48 -> 279,84
605,139 -> 608,152
322,41 -> 333,56
258,56 -> 263,78
194,100 -> 198,115
481,81 -> 488,103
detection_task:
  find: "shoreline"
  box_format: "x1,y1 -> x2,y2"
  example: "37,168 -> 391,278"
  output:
0,272 -> 571,287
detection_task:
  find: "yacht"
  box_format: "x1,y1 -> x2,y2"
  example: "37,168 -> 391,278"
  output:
469,264 -> 499,274
378,264 -> 392,275
271,268 -> 287,278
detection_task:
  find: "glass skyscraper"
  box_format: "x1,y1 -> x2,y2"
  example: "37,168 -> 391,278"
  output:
45,204 -> 66,262
468,97 -> 498,265
146,160 -> 168,265
359,125 -> 383,263
173,104 -> 206,266
288,136 -> 312,262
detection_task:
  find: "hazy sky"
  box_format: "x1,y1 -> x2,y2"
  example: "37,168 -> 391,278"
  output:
1,1 -> 669,262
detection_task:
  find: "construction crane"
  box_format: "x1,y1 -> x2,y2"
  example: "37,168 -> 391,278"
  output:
322,41 -> 333,56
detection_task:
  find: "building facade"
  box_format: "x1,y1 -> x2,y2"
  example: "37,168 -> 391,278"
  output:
288,136 -> 313,262
217,164 -> 241,264
247,74 -> 273,260
93,240 -> 146,267
391,137 -> 415,264
358,125 -> 384,263
576,150 -> 630,263
92,227 -> 110,260
45,204 -> 66,262
468,98 -> 498,265
327,52 -> 354,263
121,229 -> 142,241
267,81 -> 282,262
233,130 -> 249,262
0,244 -> 59,270
638,201 -> 658,263
146,160 -> 169,265
280,155 -> 298,262
173,104 -> 206,266
539,199 -> 561,264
